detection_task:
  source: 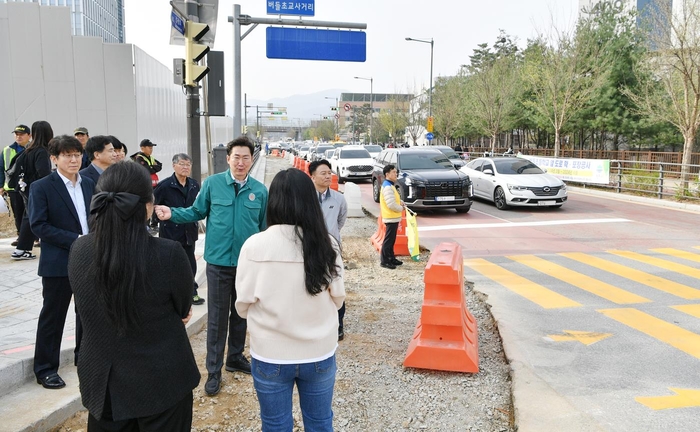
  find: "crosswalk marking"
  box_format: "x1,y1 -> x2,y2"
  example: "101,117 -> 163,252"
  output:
599,308 -> 700,360
651,248 -> 700,265
561,252 -> 700,300
464,258 -> 581,309
671,304 -> 700,319
609,250 -> 700,281
508,255 -> 650,305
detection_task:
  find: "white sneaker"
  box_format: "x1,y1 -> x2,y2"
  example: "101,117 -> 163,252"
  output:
11,251 -> 36,260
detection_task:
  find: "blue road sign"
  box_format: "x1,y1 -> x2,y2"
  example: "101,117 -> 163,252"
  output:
266,27 -> 366,62
171,10 -> 185,36
267,0 -> 315,17
426,132 -> 434,140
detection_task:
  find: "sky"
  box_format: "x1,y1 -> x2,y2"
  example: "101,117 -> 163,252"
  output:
124,1 -> 580,101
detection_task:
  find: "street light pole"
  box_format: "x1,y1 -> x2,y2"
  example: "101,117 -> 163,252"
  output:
354,76 -> 373,144
325,96 -> 339,139
405,37 -> 434,140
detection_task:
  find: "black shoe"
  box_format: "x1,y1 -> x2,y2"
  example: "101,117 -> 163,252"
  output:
391,259 -> 403,266
338,326 -> 344,341
192,295 -> 205,305
34,240 -> 40,248
225,355 -> 252,374
204,373 -> 221,396
37,373 -> 66,389
11,239 -> 18,247
380,262 -> 396,270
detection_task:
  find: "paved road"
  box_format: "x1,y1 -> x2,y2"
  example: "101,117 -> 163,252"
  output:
347,180 -> 700,431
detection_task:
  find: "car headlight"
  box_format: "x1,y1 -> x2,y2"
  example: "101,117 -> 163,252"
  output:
405,177 -> 425,187
560,183 -> 567,190
507,184 -> 528,192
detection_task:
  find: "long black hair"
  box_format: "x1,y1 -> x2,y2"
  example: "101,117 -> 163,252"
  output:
26,120 -> 53,153
267,168 -> 340,295
90,162 -> 153,332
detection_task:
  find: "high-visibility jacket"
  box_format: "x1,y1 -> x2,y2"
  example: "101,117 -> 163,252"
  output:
2,145 -> 21,190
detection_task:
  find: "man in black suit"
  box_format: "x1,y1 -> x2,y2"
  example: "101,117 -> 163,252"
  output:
79,135 -> 116,184
29,135 -> 95,389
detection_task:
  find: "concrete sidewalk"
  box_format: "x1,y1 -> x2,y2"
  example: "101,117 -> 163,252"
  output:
0,156 -> 267,432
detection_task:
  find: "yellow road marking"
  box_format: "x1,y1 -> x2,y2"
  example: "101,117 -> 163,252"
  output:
636,388 -> 700,410
652,248 -> 700,264
464,258 -> 581,309
598,308 -> 700,360
610,250 -> 700,280
509,255 -> 650,305
671,304 -> 700,319
562,252 -> 700,299
547,330 -> 612,346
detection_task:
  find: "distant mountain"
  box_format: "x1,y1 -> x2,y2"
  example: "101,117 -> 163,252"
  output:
225,89 -> 348,126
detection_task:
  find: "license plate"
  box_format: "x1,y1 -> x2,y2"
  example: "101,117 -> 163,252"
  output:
537,201 -> 555,206
435,196 -> 455,202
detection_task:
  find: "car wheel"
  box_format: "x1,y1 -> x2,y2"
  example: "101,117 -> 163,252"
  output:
336,169 -> 345,184
372,179 -> 380,203
456,205 -> 470,214
494,187 -> 509,210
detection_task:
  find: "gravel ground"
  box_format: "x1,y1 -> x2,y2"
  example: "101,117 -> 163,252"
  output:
54,156 -> 514,432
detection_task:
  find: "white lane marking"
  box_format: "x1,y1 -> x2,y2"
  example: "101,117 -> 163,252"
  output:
469,208 -> 511,222
417,218 -> 632,232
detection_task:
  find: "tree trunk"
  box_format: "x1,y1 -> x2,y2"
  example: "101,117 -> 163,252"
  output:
681,131 -> 695,192
554,129 -> 561,157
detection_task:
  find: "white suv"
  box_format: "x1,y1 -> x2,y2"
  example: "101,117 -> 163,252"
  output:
329,146 -> 375,183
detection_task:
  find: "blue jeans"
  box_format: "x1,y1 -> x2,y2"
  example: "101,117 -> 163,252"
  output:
252,355 -> 337,432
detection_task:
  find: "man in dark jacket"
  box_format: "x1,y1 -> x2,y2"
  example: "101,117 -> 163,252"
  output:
79,135 -> 116,184
131,139 -> 162,187
154,153 -> 203,305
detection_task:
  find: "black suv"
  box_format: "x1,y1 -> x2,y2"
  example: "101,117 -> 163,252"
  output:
371,148 -> 473,213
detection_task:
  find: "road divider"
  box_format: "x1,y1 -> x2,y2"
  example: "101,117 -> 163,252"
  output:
404,242 -> 479,373
370,211 -> 409,256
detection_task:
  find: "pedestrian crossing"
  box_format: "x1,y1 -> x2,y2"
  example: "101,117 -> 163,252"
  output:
463,246 -> 700,360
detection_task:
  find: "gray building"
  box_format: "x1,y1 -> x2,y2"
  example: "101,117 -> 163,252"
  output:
0,0 -> 125,43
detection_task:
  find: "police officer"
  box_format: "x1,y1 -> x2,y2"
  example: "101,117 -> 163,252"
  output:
1,125 -> 30,246
131,139 -> 163,233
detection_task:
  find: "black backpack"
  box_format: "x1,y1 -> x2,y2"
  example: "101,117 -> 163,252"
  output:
5,151 -> 25,190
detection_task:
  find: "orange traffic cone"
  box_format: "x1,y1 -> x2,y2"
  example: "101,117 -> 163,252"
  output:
403,242 -> 479,373
370,212 -> 409,257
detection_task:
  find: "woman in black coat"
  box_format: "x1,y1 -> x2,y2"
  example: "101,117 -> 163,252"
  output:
68,161 -> 200,431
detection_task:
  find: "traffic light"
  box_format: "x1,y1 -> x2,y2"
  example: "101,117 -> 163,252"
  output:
184,21 -> 210,86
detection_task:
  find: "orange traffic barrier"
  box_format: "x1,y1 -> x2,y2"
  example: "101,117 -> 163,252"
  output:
370,212 -> 409,256
330,173 -> 339,191
304,160 -> 310,176
403,242 -> 479,373
295,157 -> 301,169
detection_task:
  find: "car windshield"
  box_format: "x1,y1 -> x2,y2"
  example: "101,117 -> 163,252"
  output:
315,146 -> 333,153
341,149 -> 371,159
399,153 -> 453,170
300,146 -> 309,151
494,159 -> 545,175
439,148 -> 460,160
364,145 -> 382,152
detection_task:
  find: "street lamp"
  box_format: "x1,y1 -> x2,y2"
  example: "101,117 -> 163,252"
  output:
354,76 -> 373,144
405,37 -> 434,141
325,96 -> 339,140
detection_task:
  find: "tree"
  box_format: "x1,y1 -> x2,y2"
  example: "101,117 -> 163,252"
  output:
377,95 -> 409,145
464,32 -> 522,153
432,75 -> 465,146
626,0 -> 700,191
522,20 -> 609,156
405,84 -> 427,146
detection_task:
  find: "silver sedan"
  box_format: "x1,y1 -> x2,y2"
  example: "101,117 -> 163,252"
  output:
460,156 -> 567,209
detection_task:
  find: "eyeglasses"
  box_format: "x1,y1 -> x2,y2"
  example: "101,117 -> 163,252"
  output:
231,156 -> 252,163
175,162 -> 192,168
60,153 -> 83,160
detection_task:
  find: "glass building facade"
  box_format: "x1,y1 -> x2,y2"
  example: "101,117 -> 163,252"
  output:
1,0 -> 125,43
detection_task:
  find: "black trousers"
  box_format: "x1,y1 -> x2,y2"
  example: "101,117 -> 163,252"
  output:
381,222 -> 399,264
205,264 -> 246,374
181,243 -> 198,296
16,191 -> 37,251
33,276 -> 82,377
88,390 -> 193,432
7,190 -> 24,234
338,302 -> 345,328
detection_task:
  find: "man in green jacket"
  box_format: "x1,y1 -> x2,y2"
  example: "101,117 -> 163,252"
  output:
155,136 -> 267,397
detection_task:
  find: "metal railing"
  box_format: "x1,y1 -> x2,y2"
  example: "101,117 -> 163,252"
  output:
574,160 -> 700,203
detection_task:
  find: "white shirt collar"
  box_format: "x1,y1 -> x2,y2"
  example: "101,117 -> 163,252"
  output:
56,170 -> 82,186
